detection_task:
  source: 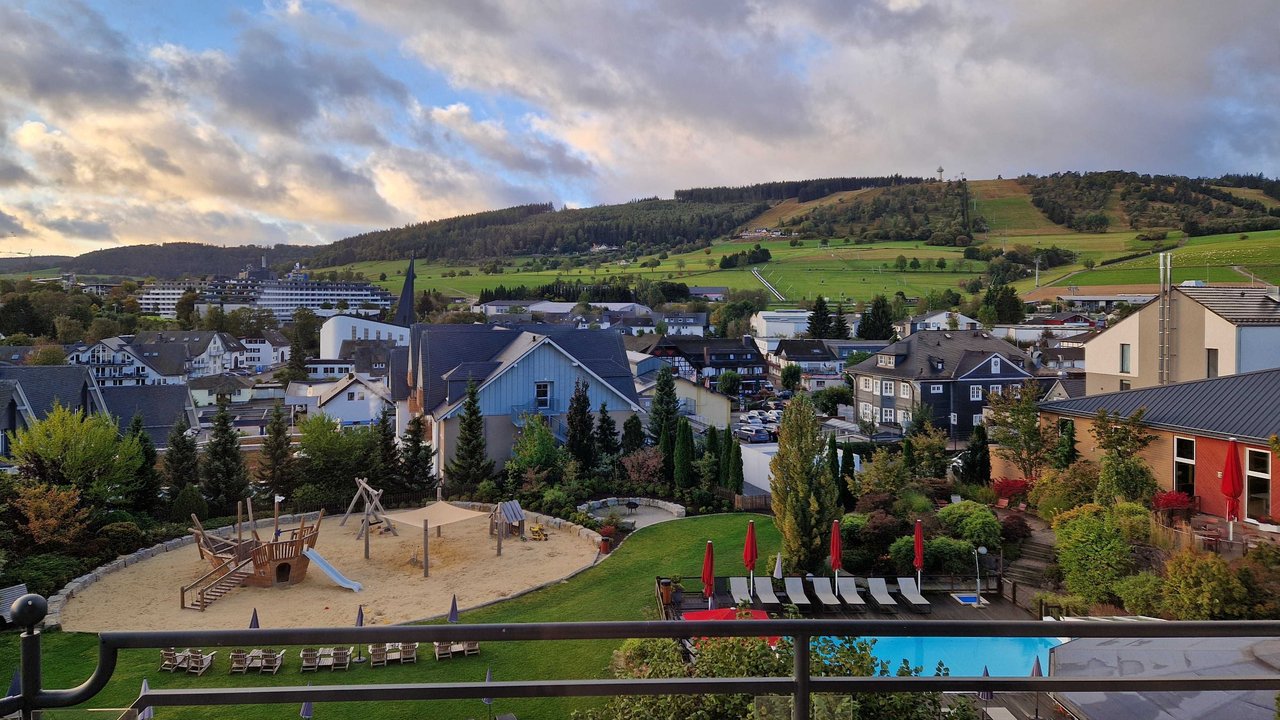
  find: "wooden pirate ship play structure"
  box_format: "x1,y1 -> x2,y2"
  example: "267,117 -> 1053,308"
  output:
180,501 -> 324,610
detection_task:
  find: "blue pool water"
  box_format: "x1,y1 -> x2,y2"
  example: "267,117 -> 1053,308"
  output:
833,636 -> 1061,677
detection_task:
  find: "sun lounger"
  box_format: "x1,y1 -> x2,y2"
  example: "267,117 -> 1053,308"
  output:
729,577 -> 752,606
864,578 -> 899,613
895,577 -> 932,614
807,577 -> 842,610
985,707 -> 1018,720
783,577 -> 813,610
752,577 -> 781,610
185,650 -> 216,675
835,577 -> 867,611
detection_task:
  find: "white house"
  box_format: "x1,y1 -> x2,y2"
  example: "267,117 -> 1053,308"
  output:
319,315 -> 411,360
239,329 -> 291,370
285,374 -> 393,426
750,309 -> 811,338
894,311 -> 980,337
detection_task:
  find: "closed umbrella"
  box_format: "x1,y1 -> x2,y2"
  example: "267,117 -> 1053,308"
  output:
773,551 -> 783,580
299,682 -> 314,719
913,519 -> 925,590
137,678 -> 153,720
448,594 -> 460,624
354,606 -> 366,663
7,669 -> 18,698
1031,656 -> 1043,719
743,521 -> 759,593
829,520 -> 842,582
482,666 -> 493,720
249,608 -> 259,629
1222,438 -> 1243,542
701,540 -> 715,609
978,665 -> 994,704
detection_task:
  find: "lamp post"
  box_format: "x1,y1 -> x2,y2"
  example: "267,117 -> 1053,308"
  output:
973,546 -> 987,607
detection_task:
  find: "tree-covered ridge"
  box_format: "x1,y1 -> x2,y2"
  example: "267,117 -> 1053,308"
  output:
788,179 -> 985,245
1022,171 -> 1280,235
61,242 -> 313,279
310,199 -> 766,265
673,175 -> 922,204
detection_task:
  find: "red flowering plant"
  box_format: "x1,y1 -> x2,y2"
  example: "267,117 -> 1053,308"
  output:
598,525 -> 617,538
993,477 -> 1031,500
1153,490 -> 1193,510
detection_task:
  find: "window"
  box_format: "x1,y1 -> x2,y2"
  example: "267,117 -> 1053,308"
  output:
535,381 -> 552,409
873,380 -> 881,395
898,409 -> 912,424
346,392 -> 355,401
881,407 -> 895,423
882,382 -> 893,397
1119,380 -> 1131,391
1247,448 -> 1271,520
899,383 -> 910,399
860,403 -> 872,420
1207,348 -> 1218,379
969,385 -> 982,401
1120,343 -> 1131,374
1172,438 -> 1196,496
860,377 -> 872,391
989,384 -> 1001,396
930,384 -> 943,394
949,413 -> 958,425
972,414 -> 984,426
992,357 -> 1001,373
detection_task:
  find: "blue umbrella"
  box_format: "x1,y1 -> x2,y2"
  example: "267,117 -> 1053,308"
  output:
138,678 -> 154,720
7,669 -> 18,698
447,594 -> 460,624
300,682 -> 313,718
249,608 -> 260,629
978,665 -> 994,702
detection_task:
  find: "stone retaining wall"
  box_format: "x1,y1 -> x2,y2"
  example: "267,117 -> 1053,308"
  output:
576,496 -> 686,518
43,512 -> 325,630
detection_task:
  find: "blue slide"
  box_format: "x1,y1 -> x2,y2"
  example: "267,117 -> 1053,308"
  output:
303,548 -> 363,592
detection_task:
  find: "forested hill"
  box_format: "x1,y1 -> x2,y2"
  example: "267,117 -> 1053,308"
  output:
307,199 -> 765,265
0,255 -> 72,273
674,175 -> 922,204
62,242 -> 315,278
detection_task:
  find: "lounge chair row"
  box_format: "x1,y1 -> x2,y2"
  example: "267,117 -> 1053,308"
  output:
728,576 -> 931,614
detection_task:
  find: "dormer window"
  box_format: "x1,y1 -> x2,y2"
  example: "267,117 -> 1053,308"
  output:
877,354 -> 894,368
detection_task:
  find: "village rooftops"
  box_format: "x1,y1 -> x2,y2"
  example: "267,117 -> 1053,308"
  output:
850,330 -> 1037,380
1176,285 -> 1280,325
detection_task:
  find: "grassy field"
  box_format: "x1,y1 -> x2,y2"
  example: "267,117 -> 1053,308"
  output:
1042,229 -> 1280,287
1213,186 -> 1280,210
970,179 -> 1064,236
0,514 -> 782,720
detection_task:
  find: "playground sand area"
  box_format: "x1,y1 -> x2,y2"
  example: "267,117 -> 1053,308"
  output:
59,510 -> 598,632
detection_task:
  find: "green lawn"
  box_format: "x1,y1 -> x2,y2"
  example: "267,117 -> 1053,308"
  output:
1042,229 -> 1280,287
0,514 -> 781,720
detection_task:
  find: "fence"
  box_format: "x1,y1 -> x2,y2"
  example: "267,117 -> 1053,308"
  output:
714,487 -> 771,512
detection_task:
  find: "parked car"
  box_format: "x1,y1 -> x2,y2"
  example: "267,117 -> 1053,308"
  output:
735,426 -> 771,443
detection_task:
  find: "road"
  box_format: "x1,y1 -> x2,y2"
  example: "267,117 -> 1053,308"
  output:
752,267 -> 786,301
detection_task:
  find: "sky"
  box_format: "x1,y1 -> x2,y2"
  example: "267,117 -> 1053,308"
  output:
1,0 -> 1278,258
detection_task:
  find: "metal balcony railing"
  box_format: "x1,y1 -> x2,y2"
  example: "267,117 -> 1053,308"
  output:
4,594 -> 1280,720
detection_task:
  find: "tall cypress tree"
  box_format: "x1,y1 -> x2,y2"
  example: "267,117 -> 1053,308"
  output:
565,379 -> 596,468
621,413 -> 646,454
648,366 -> 679,445
961,424 -> 992,485
704,423 -> 721,484
721,427 -> 735,486
827,434 -> 840,496
857,294 -> 894,340
673,417 -> 694,491
659,427 -> 675,490
164,413 -> 199,492
126,412 -> 162,516
839,443 -> 858,509
201,400 -> 249,511
728,439 -> 745,494
256,403 -> 297,498
594,401 -> 620,458
807,296 -> 833,339
1049,420 -> 1079,470
833,303 -> 852,340
445,379 -> 495,494
769,393 -> 840,573
369,406 -> 401,492
400,414 -> 436,494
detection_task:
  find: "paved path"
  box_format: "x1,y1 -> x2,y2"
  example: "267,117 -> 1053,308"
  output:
752,267 -> 786,301
590,504 -> 680,530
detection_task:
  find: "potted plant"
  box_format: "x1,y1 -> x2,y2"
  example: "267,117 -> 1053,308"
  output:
1153,490 -> 1193,524
598,525 -> 616,554
670,576 -> 685,605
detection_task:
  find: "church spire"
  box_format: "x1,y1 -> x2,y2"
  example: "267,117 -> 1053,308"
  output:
393,254 -> 416,327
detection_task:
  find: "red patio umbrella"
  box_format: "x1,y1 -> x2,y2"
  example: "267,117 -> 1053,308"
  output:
701,540 -> 715,609
829,520 -> 843,581
913,519 -> 925,589
743,521 -> 758,591
1222,438 -> 1243,541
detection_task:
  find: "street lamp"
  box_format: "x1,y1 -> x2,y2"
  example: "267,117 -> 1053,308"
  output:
973,546 -> 988,607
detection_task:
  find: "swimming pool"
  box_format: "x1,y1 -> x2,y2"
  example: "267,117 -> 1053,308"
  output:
832,635 -> 1061,677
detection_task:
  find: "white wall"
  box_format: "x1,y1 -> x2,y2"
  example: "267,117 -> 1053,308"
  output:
319,316 -> 411,359
1239,326 -> 1280,373
740,443 -> 779,496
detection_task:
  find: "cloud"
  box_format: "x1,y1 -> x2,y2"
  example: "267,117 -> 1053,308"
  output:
0,209 -> 28,236
425,103 -> 593,177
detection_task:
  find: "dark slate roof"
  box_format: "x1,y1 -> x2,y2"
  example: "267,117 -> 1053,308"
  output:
0,346 -> 37,365
1178,286 -> 1280,325
623,333 -> 662,354
1054,635 -> 1278,720
100,384 -> 195,448
1039,367 -> 1280,442
849,330 -> 1033,380
776,339 -> 837,361
338,339 -> 397,375
129,342 -> 190,376
188,373 -> 254,393
387,347 -> 410,402
393,256 -> 416,327
515,325 -> 639,404
1047,377 -> 1086,400
0,365 -> 97,416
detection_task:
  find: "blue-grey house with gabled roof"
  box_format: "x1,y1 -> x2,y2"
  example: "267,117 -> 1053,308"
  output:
407,324 -> 643,478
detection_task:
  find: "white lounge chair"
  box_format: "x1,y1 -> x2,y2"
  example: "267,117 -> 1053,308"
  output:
807,577 -> 842,611
729,577 -> 752,606
895,577 -> 932,614
864,578 -> 899,613
835,577 -> 867,611
782,577 -> 813,610
752,577 -> 781,610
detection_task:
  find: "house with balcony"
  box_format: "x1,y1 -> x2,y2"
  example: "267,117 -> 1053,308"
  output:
768,339 -> 843,391
847,330 -> 1048,439
407,324 -> 642,477
893,310 -> 979,337
629,352 -> 731,430
239,329 -> 291,370
643,335 -> 769,394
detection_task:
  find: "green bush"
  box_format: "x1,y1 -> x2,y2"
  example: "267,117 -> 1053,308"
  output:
888,535 -> 917,574
1114,572 -> 1164,616
936,500 -> 988,534
288,484 -> 331,513
892,490 -> 934,517
2,553 -> 83,597
887,535 -> 975,575
958,511 -> 1003,549
840,512 -> 869,537
1031,591 -> 1091,617
1162,549 -> 1249,620
1110,502 -> 1152,544
1095,455 -> 1158,505
98,522 -> 145,558
1056,513 -> 1132,604
955,483 -> 997,506
1030,460 -> 1099,519
169,484 -> 208,522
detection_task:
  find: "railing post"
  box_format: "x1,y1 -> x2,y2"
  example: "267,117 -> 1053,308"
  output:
12,595 -> 46,720
793,632 -> 810,720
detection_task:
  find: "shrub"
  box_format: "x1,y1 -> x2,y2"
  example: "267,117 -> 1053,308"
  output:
955,483 -> 997,506
1110,502 -> 1152,544
892,491 -> 934,517
840,512 -> 869,537
1162,549 -> 1249,620
1051,503 -> 1105,530
888,535 -> 918,575
289,484 -> 332,513
1153,490 -> 1193,510
937,500 -> 989,534
1095,454 -> 1158,505
927,536 -> 976,574
1,553 -> 83,597
854,493 -> 895,514
1031,592 -> 1090,617
98,522 -> 145,558
568,510 -> 601,530
169,484 -> 208,522
992,477 -> 1030,500
1000,514 -> 1032,543
1056,513 -> 1132,604
598,525 -> 617,539
958,510 -> 1003,549
858,510 -> 903,550
1030,460 -> 1099,519
1114,572 -> 1164,617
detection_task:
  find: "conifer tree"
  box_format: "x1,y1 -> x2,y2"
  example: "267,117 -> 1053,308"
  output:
369,406 -> 401,491
1049,420 -> 1080,470
445,380 -> 495,494
648,365 -> 679,445
256,403 -> 297,498
807,296 -> 833,338
201,400 -> 249,511
673,417 -> 695,490
827,433 -> 840,494
721,427 -> 735,486
840,443 -> 858,509
594,401 -> 620,458
400,414 -> 436,493
960,424 -> 992,486
833,303 -> 851,339
621,413 -> 646,454
126,412 -> 162,516
727,438 -> 745,494
770,394 -> 841,572
164,413 -> 199,492
857,294 -> 895,340
565,379 -> 596,468
659,426 -> 675,489
704,423 -> 721,483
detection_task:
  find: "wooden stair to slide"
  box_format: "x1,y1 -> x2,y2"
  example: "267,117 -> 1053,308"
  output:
181,558 -> 254,611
